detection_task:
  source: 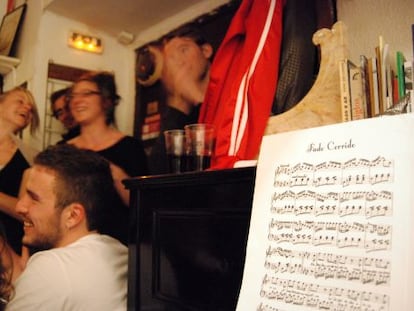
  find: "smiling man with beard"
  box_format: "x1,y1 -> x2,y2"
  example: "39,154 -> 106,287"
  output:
6,144 -> 127,311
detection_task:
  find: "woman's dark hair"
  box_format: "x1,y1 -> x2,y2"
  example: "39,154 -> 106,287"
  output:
75,71 -> 121,126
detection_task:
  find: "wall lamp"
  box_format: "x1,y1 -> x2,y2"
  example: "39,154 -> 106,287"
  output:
68,31 -> 103,54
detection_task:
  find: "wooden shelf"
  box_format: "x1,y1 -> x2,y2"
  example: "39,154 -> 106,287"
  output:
0,55 -> 20,75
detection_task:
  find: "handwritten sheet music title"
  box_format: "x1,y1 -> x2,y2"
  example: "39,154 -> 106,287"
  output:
306,139 -> 355,152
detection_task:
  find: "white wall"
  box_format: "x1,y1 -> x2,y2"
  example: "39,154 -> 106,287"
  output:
337,0 -> 414,67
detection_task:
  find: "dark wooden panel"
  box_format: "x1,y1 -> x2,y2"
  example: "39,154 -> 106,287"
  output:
124,167 -> 256,311
47,62 -> 89,82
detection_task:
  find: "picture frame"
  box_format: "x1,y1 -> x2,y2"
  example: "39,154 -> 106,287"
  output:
0,4 -> 27,57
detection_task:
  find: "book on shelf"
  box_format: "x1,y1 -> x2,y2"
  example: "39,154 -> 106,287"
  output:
360,55 -> 372,117
236,114 -> 414,311
349,64 -> 366,120
339,59 -> 367,121
338,59 -> 352,122
404,60 -> 414,110
376,36 -> 394,112
392,72 -> 399,105
374,39 -> 394,112
412,24 -> 414,58
396,51 -> 406,100
404,60 -> 413,92
375,45 -> 384,113
367,57 -> 380,116
385,52 -> 393,109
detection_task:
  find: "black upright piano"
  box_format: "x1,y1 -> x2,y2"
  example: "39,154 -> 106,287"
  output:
123,166 -> 256,311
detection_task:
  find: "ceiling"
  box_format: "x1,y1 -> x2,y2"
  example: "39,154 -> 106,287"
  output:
45,0 -> 223,45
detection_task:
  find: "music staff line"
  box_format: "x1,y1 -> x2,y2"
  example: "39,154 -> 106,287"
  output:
265,247 -> 391,270
263,260 -> 390,287
264,246 -> 391,286
274,172 -> 393,188
254,156 -> 397,311
259,276 -> 389,311
275,157 -> 393,176
271,190 -> 392,219
257,302 -> 286,311
274,157 -> 394,188
268,220 -> 391,252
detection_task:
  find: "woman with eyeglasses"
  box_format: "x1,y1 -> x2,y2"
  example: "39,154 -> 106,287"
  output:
0,87 -> 40,255
66,71 -> 148,245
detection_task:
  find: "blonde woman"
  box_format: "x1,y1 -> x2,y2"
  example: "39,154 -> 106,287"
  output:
0,87 -> 39,255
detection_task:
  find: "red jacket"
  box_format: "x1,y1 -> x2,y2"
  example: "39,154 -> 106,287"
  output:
199,0 -> 285,169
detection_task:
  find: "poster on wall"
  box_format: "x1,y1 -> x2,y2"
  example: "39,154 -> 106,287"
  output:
0,4 -> 26,57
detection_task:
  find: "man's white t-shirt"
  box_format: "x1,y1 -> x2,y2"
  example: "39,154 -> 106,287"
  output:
6,234 -> 128,311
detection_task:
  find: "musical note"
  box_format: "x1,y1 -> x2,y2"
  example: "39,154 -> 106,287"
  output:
257,156 -> 395,311
271,190 -> 393,219
259,276 -> 390,310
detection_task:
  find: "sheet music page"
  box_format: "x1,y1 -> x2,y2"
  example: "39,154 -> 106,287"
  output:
236,114 -> 414,311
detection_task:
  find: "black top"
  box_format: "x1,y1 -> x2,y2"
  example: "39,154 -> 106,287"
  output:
97,136 -> 148,177
148,106 -> 200,175
95,136 -> 148,245
0,149 -> 28,254
56,126 -> 81,145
